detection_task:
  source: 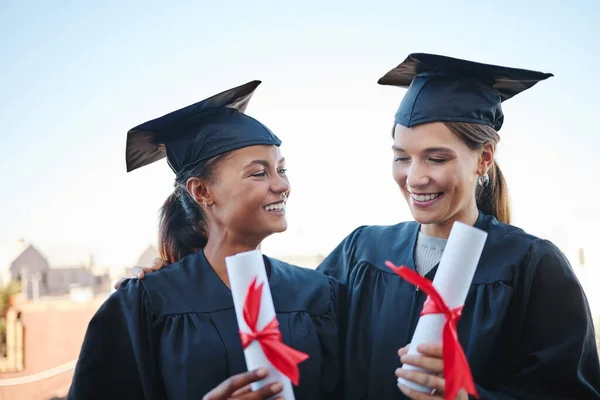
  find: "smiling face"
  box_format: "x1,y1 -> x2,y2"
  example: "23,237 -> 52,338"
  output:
187,145 -> 290,244
392,122 -> 493,234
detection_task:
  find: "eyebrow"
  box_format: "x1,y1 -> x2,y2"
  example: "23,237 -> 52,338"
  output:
244,157 -> 286,168
391,145 -> 455,154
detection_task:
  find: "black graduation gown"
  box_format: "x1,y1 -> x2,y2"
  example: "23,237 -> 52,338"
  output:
318,212 -> 600,400
68,250 -> 341,399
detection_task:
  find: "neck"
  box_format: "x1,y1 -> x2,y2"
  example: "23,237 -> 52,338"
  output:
420,205 -> 479,239
203,229 -> 263,288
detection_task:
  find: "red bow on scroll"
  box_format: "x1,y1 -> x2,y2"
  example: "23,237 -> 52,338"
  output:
239,277 -> 309,386
385,261 -> 479,400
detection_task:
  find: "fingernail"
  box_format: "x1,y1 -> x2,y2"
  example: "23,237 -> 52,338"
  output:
135,271 -> 142,278
271,383 -> 283,393
256,368 -> 268,378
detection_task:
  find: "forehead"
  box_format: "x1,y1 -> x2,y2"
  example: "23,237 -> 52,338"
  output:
393,122 -> 465,151
227,145 -> 283,164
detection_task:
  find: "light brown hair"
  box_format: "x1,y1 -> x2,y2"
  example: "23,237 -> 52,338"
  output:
443,121 -> 511,224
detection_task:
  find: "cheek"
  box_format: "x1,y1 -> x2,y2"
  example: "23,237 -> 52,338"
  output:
219,183 -> 264,221
432,163 -> 470,191
452,161 -> 478,193
392,163 -> 407,187
430,164 -> 462,190
436,165 -> 475,204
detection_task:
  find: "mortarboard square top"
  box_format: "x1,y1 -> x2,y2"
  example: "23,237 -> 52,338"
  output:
378,53 -> 553,131
125,80 -> 281,174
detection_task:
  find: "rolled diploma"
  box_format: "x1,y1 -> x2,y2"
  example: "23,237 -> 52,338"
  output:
226,250 -> 295,400
398,221 -> 488,392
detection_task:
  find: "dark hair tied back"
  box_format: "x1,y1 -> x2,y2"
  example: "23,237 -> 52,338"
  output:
158,153 -> 232,263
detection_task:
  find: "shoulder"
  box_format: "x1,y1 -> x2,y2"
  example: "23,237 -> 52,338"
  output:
140,250 -> 202,286
475,213 -> 572,281
479,214 -> 538,247
351,222 -> 419,268
478,213 -> 557,262
355,221 -> 418,247
267,256 -> 337,316
90,277 -> 157,328
334,222 -> 418,248
335,221 -> 419,261
359,221 -> 420,236
525,238 -> 574,279
317,222 -> 419,278
128,251 -> 209,317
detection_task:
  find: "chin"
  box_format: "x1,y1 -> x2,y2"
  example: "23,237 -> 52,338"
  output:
262,220 -> 288,235
272,221 -> 288,233
409,207 -> 443,225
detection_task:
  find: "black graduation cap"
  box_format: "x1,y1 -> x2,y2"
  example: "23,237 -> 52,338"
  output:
125,80 -> 281,174
377,53 -> 553,131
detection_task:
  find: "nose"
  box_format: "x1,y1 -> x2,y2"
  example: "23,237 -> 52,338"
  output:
271,173 -> 290,196
406,162 -> 430,188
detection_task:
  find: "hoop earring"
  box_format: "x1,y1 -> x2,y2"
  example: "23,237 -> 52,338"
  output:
478,172 -> 490,187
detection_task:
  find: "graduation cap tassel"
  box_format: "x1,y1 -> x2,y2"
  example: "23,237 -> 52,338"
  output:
385,262 -> 479,400
239,277 -> 309,386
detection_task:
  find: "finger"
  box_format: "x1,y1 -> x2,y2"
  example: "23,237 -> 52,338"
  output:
396,368 -> 445,392
401,354 -> 444,374
417,343 -> 443,358
230,384 -> 252,396
113,278 -> 126,290
132,266 -> 144,279
147,257 -> 168,272
457,389 -> 469,400
398,346 -> 410,357
238,382 -> 283,399
397,383 -> 444,400
202,368 -> 268,399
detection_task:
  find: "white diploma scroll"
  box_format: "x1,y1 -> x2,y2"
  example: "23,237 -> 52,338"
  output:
226,250 -> 295,400
398,221 -> 488,393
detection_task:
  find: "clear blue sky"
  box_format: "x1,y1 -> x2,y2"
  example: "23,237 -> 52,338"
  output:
1,1 -> 599,267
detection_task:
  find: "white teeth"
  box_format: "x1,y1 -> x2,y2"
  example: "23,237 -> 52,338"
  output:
411,193 -> 439,202
264,202 -> 285,211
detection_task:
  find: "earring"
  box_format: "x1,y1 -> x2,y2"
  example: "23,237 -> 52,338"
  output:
202,200 -> 208,207
478,172 -> 490,187
282,192 -> 288,202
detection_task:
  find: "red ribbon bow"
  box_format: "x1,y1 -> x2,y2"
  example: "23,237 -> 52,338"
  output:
239,277 -> 309,386
385,261 -> 479,400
